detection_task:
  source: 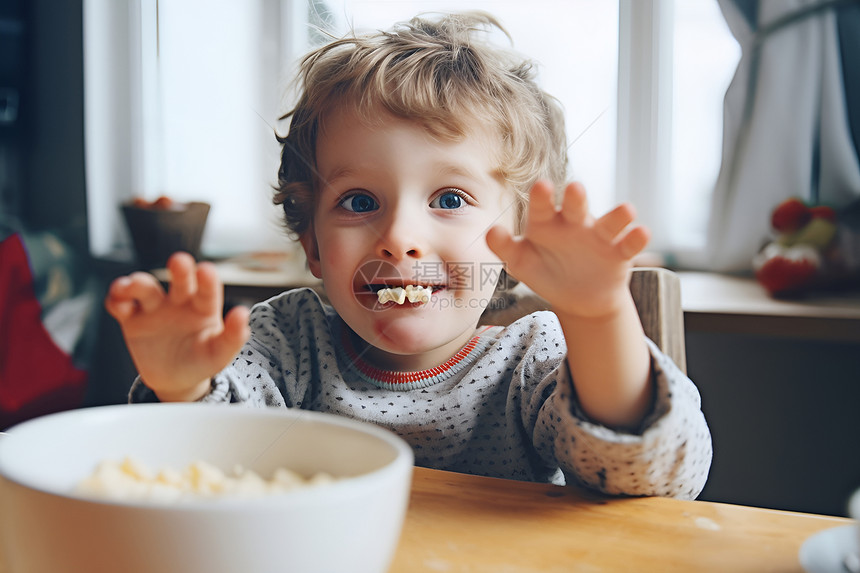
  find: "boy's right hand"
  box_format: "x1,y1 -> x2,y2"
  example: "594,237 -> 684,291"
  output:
104,252 -> 251,402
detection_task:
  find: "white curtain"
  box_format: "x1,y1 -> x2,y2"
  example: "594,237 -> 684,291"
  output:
706,0 -> 860,272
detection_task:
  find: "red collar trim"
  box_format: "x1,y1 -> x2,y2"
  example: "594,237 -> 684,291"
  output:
339,326 -> 494,387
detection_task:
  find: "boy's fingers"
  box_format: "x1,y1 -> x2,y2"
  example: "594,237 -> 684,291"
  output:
115,272 -> 166,313
106,275 -> 132,299
485,225 -> 517,262
526,180 -> 557,224
594,203 -> 637,243
105,277 -> 134,320
559,182 -> 589,224
193,261 -> 224,315
617,225 -> 651,259
104,297 -> 137,322
167,252 -> 198,304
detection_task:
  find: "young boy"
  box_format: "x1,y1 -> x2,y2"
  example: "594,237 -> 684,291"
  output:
106,12 -> 712,498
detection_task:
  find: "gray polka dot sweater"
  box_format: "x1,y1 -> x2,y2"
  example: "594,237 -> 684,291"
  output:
130,288 -> 712,499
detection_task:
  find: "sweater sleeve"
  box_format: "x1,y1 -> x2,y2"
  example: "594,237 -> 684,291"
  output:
514,313 -> 712,500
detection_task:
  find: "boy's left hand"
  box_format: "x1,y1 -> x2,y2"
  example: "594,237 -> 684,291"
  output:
486,180 -> 650,319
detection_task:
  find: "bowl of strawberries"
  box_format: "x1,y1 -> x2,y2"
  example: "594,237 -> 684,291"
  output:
122,196 -> 210,268
753,197 -> 860,297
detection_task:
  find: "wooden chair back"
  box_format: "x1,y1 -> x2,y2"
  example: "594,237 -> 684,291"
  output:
628,267 -> 686,373
479,267 -> 687,374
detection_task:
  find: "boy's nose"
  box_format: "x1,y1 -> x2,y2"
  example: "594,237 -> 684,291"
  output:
376,209 -> 425,261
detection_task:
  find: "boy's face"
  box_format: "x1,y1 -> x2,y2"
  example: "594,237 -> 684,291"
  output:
301,106 -> 517,371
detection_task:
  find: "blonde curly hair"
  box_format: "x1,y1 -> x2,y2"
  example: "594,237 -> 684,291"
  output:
274,11 -> 568,236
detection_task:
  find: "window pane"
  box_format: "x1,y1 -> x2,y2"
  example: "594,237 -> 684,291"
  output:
670,0 -> 740,250
154,0 -> 286,256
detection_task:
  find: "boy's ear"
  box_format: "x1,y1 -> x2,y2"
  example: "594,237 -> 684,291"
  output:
298,228 -> 323,279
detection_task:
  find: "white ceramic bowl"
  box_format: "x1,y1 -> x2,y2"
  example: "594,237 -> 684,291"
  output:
0,404 -> 413,573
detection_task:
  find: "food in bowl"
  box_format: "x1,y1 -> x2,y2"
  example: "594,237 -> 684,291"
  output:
76,456 -> 336,502
0,404 -> 413,573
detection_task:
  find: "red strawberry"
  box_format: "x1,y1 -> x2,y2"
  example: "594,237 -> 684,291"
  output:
755,256 -> 818,295
809,205 -> 837,222
152,195 -> 175,210
771,198 -> 811,233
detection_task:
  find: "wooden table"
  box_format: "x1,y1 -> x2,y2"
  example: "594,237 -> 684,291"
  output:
390,467 -> 855,572
0,465 -> 852,572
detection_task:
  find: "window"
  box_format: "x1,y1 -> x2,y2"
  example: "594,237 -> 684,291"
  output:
84,0 -> 739,265
617,0 -> 739,263
84,0 -> 299,258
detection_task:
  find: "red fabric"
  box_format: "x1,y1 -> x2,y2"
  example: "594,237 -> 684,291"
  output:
0,234 -> 87,429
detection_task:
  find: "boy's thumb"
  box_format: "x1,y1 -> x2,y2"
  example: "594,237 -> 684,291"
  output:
212,306 -> 251,364
485,225 -> 517,261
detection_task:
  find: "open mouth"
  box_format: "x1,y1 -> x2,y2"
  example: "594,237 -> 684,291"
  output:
362,283 -> 446,306
363,283 -> 446,294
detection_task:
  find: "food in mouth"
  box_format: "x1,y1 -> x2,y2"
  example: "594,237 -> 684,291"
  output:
376,284 -> 433,305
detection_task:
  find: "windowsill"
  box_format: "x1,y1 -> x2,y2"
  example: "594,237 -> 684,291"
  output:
148,251 -> 321,306
678,271 -> 860,342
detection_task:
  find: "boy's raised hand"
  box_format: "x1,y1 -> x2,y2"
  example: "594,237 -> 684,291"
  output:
486,180 -> 650,320
104,252 -> 250,402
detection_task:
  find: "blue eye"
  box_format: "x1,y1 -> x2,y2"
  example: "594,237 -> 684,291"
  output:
340,193 -> 378,213
431,190 -> 466,210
